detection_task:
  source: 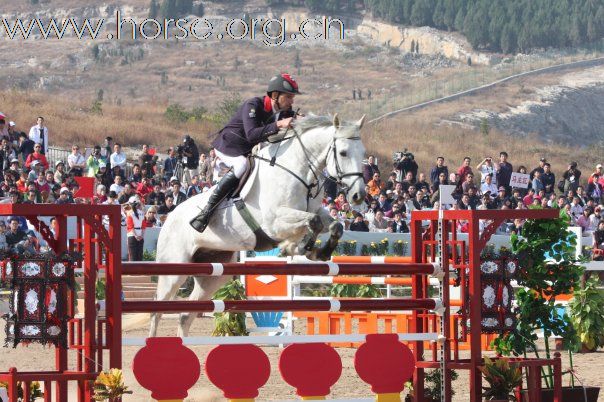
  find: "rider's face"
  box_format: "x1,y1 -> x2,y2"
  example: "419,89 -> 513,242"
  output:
276,93 -> 295,110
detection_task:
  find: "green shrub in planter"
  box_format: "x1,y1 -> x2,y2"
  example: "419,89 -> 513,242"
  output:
569,274 -> 604,352
212,279 -> 248,336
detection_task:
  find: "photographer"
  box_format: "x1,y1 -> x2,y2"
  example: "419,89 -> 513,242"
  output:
181,135 -> 199,187
86,145 -> 104,177
393,150 -> 418,183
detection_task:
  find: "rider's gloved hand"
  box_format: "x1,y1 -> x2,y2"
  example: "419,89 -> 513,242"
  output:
277,117 -> 294,129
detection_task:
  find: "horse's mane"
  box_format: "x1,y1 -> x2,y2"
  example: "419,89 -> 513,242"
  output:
292,114 -> 358,139
293,114 -> 333,134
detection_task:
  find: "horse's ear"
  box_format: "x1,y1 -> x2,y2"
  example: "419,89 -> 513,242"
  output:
333,113 -> 340,129
357,114 -> 366,129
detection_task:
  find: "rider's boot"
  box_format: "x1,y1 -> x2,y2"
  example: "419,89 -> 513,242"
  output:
189,170 -> 240,233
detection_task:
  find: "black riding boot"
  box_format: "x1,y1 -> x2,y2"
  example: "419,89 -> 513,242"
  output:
189,171 -> 240,233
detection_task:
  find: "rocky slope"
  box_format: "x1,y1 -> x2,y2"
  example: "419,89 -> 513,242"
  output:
453,65 -> 604,146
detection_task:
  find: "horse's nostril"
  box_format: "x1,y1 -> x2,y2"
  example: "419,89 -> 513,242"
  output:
352,193 -> 359,201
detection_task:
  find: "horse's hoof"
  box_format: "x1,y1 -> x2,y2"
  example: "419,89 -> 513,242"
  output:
308,215 -> 324,233
329,221 -> 344,238
316,247 -> 333,261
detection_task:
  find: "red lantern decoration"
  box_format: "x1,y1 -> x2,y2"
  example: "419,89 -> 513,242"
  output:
279,343 -> 342,398
205,344 -> 270,399
132,337 -> 200,400
354,334 -> 415,395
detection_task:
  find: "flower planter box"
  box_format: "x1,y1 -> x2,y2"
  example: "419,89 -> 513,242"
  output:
521,386 -> 600,402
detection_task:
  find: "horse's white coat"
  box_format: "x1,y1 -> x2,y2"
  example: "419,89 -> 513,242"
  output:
150,115 -> 367,337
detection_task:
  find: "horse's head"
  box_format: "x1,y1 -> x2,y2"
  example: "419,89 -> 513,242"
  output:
325,114 -> 367,205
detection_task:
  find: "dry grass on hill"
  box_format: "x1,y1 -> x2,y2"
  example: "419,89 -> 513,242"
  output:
364,116 -> 598,180
1,83 -> 598,182
0,90 -> 218,149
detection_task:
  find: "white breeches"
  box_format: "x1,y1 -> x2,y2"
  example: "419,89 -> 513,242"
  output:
214,149 -> 249,179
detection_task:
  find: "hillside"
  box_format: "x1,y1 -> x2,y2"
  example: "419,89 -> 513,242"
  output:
0,0 -> 602,179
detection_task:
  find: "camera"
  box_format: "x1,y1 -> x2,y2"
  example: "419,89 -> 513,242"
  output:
393,148 -> 414,163
175,144 -> 185,158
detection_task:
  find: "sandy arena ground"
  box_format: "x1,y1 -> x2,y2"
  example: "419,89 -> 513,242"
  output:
0,314 -> 603,401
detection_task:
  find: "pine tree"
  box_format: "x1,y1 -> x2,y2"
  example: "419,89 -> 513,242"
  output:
175,0 -> 193,16
149,0 -> 158,19
159,0 -> 177,20
453,7 -> 465,31
305,0 -> 322,12
569,14 -> 585,46
196,2 -> 205,16
91,44 -> 100,61
500,24 -> 517,54
587,14 -> 598,42
432,0 -> 446,29
595,6 -> 604,42
410,0 -> 434,26
443,0 -> 456,30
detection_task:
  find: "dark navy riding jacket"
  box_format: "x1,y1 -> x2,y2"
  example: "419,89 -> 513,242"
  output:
211,96 -> 294,157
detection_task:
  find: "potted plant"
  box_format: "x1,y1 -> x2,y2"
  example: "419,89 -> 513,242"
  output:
93,368 -> 132,401
568,274 -> 604,352
422,368 -> 458,402
0,380 -> 44,401
212,279 -> 248,336
479,357 -> 522,401
492,210 -> 600,401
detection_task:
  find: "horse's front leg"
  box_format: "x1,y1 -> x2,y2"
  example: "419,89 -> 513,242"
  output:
271,207 -> 324,258
313,208 -> 344,261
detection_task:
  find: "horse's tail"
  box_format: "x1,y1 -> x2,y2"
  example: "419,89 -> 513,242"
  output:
123,313 -> 151,331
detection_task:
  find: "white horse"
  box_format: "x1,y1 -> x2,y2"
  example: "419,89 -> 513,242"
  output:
149,114 -> 367,337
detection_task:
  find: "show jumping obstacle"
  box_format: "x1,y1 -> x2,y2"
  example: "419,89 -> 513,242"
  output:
0,204 -> 564,402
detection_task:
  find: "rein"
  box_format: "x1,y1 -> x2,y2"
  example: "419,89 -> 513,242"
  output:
254,126 -> 363,210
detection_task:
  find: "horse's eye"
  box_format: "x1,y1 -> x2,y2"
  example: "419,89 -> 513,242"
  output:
339,151 -> 348,157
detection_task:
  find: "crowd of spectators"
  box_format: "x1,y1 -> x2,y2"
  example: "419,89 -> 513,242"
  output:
327,152 -> 604,258
1,111 -> 604,258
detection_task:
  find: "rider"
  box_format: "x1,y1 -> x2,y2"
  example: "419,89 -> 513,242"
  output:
189,73 -> 301,232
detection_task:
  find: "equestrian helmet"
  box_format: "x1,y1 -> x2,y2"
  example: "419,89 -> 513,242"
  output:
267,73 -> 301,95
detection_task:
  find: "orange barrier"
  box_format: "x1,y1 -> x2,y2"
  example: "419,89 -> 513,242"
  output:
293,311 -> 495,350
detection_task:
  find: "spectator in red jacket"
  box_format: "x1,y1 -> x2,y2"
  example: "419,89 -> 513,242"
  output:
25,143 -> 49,170
457,157 -> 473,185
136,177 -> 154,203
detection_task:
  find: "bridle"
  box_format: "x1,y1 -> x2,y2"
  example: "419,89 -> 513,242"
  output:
255,128 -> 364,210
325,136 -> 364,197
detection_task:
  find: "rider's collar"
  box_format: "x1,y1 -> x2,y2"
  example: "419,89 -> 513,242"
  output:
263,96 -> 273,113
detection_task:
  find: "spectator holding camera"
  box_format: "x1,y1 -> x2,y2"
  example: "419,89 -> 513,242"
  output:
477,157 -> 497,185
563,162 -> 582,194
349,211 -> 369,232
394,150 -> 418,183
86,145 -> 104,177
